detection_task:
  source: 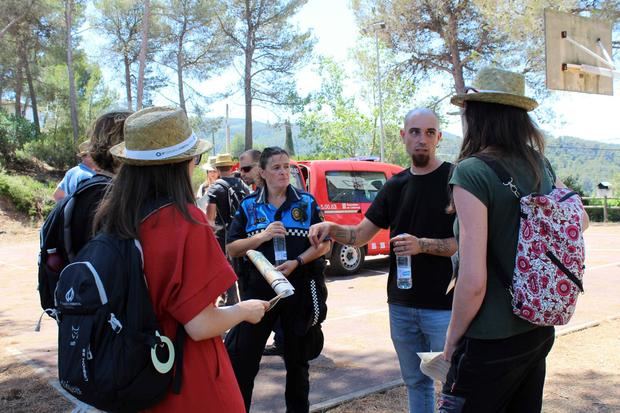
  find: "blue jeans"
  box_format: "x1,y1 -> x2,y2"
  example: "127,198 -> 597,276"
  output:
389,304 -> 451,413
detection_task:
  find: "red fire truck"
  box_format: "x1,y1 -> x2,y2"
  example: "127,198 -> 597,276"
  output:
289,158 -> 404,275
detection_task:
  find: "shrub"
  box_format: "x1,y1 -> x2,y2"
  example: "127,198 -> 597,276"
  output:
22,133 -> 77,169
0,109 -> 38,160
0,170 -> 56,219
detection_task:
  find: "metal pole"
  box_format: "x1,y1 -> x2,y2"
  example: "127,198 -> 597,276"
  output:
225,103 -> 230,153
374,30 -> 385,162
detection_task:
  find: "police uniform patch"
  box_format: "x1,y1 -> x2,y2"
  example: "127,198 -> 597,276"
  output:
291,207 -> 304,222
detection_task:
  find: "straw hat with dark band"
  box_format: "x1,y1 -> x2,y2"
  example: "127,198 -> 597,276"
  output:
110,106 -> 211,165
450,67 -> 538,112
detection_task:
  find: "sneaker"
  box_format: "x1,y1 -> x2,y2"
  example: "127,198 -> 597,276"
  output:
263,344 -> 284,356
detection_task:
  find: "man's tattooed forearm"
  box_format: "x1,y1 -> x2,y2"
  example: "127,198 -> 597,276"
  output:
419,238 -> 451,255
333,228 -> 356,245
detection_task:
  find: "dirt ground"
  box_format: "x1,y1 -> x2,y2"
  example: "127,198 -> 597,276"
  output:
0,198 -> 40,246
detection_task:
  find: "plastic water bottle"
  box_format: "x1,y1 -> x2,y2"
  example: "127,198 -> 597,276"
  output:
395,234 -> 412,289
273,235 -> 287,266
397,255 -> 412,289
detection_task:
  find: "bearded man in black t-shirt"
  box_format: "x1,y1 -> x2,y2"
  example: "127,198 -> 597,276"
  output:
309,108 -> 456,413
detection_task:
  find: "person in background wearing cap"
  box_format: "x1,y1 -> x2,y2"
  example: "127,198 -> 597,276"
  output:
309,108 -> 456,413
93,106 -> 269,412
196,162 -> 220,198
438,68 -> 589,412
52,140 -> 98,202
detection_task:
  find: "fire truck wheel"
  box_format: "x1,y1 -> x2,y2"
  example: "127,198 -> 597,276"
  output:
330,243 -> 365,275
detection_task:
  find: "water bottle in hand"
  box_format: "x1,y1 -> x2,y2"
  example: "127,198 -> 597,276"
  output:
395,234 -> 412,289
273,235 -> 287,266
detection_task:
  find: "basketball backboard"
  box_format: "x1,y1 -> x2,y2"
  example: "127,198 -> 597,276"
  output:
545,9 -> 614,95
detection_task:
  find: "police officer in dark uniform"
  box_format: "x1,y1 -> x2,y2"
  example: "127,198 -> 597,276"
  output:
225,147 -> 330,413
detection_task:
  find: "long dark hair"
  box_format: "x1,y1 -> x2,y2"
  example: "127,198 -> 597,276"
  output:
457,101 -> 546,188
94,160 -> 198,239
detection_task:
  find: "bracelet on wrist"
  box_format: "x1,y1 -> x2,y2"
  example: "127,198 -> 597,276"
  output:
295,256 -> 305,266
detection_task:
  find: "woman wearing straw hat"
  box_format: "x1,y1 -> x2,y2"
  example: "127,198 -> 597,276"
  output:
439,68 -> 589,412
94,106 -> 269,412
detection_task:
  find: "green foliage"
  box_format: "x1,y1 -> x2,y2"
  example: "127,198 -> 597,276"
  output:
191,165 -> 206,194
0,170 -> 55,218
560,175 -> 586,197
0,109 -> 38,160
22,134 -> 77,169
298,58 -> 373,158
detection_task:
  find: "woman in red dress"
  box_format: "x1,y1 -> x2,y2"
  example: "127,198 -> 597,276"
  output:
95,106 -> 268,412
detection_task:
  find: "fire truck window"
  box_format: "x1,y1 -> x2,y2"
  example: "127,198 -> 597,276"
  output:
325,171 -> 387,203
290,165 -> 304,190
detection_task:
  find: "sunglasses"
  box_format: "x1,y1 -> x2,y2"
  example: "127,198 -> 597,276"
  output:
193,154 -> 202,166
240,164 -> 256,173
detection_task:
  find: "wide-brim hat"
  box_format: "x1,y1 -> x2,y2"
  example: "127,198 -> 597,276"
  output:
201,163 -> 216,172
450,67 -> 538,112
77,140 -> 90,156
418,352 -> 450,383
214,153 -> 235,167
110,106 -> 211,165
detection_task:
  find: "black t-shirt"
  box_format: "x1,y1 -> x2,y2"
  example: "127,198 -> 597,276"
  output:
365,162 -> 455,310
70,174 -> 111,255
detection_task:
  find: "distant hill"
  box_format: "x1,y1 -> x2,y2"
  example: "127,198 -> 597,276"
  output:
437,132 -> 620,194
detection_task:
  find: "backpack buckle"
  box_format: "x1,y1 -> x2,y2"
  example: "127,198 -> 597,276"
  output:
108,313 -> 123,334
503,178 -> 520,198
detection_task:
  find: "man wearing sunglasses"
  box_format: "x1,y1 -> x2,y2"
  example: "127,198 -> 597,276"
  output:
239,149 -> 262,189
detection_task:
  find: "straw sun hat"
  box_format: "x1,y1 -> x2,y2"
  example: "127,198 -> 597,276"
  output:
110,106 -> 211,165
213,153 -> 235,167
450,67 -> 538,112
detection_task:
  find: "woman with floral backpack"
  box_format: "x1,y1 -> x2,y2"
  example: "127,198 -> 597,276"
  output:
439,68 -> 589,412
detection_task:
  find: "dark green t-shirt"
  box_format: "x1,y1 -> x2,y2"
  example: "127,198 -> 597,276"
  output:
450,155 -> 555,339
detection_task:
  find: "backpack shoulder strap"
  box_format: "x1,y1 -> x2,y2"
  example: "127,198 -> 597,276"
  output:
214,178 -> 230,190
471,154 -> 521,198
64,175 -> 112,261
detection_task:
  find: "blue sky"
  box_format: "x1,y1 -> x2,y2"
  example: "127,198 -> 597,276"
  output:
84,0 -> 620,144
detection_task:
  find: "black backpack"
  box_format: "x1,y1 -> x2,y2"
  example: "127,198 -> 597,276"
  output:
53,214 -> 185,411
38,175 -> 111,313
214,178 -> 248,227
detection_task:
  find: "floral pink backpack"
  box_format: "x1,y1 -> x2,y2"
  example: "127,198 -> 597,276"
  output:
475,155 -> 586,326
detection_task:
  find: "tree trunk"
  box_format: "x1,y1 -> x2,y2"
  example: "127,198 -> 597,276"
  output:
65,0 -> 79,144
14,53 -> 23,118
177,47 -> 185,113
124,54 -> 133,111
136,0 -> 150,110
244,66 -> 252,150
284,119 -> 295,155
446,10 -> 465,94
22,49 -> 40,134
243,0 -> 253,150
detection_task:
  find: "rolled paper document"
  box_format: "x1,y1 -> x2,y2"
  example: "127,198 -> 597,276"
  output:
246,250 -> 295,298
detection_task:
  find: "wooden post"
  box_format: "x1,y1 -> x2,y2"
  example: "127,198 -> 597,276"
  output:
603,195 -> 608,223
